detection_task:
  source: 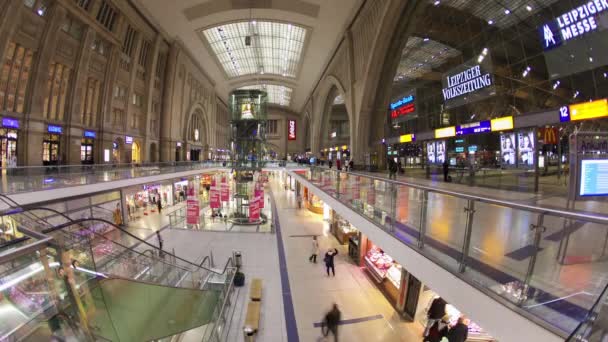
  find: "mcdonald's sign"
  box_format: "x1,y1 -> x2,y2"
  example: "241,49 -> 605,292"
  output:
540,127 -> 558,145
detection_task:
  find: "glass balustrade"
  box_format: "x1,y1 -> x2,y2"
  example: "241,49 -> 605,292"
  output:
295,166 -> 608,338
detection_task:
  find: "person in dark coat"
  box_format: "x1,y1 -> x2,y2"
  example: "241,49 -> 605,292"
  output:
156,199 -> 162,214
443,159 -> 450,181
425,297 -> 447,336
424,315 -> 449,342
447,316 -> 468,342
324,248 -> 338,276
324,303 -> 341,341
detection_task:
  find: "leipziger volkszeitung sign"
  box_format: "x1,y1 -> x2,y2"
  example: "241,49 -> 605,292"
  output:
441,56 -> 495,109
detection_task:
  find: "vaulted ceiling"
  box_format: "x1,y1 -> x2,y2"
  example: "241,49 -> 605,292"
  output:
133,0 -> 363,111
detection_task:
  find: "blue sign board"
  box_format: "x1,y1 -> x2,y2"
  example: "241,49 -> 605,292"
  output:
468,145 -> 478,153
84,130 -> 96,138
2,118 -> 19,129
559,105 -> 571,122
390,95 -> 415,110
455,147 -> 465,153
456,120 -> 491,136
48,125 -> 62,134
125,136 -> 133,144
580,159 -> 608,196
539,1 -> 607,51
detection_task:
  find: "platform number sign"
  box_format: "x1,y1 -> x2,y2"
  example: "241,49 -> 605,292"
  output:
559,105 -> 571,122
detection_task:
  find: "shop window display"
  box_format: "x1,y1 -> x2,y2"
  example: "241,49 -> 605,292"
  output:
330,214 -> 358,244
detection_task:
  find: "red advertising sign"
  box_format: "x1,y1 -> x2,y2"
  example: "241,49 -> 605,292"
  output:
249,196 -> 260,222
390,103 -> 415,119
210,179 -> 220,209
221,182 -> 229,202
186,199 -> 200,224
288,120 -> 296,140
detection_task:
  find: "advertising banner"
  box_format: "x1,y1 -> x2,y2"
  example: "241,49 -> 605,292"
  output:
288,120 -> 297,140
210,179 -> 220,209
436,140 -> 446,164
500,133 -> 517,167
426,142 -> 436,164
441,56 -> 495,109
255,183 -> 265,208
390,90 -> 417,124
249,196 -> 260,222
186,199 -> 200,224
517,130 -> 536,168
220,176 -> 229,202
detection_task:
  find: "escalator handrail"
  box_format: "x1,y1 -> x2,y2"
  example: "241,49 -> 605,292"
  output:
42,217 -> 224,275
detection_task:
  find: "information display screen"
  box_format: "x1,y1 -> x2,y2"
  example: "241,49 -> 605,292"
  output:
580,159 -> 608,196
436,140 -> 446,164
426,142 -> 436,164
517,130 -> 535,168
500,133 -> 516,166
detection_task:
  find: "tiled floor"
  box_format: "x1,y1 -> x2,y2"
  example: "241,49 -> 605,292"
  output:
269,178 -> 424,341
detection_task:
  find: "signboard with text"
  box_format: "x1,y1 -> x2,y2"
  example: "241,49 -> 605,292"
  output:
390,91 -> 417,123
441,57 -> 495,109
249,196 -> 260,222
288,120 -> 297,140
186,199 -> 200,224
210,179 -> 220,209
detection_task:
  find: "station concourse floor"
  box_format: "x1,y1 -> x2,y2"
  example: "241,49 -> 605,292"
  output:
153,176 -> 423,342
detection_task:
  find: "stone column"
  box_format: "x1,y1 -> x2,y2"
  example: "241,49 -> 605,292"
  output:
23,3 -> 67,166
160,41 -> 180,161
0,0 -> 22,65
67,26 -> 96,164
144,35 -> 162,162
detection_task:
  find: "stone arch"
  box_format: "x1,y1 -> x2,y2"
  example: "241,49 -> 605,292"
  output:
184,102 -> 210,160
312,74 -> 353,154
354,1 -> 418,164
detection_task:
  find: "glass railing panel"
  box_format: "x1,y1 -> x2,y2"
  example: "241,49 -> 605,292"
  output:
392,184 -> 425,247
420,191 -> 470,272
87,278 -> 221,341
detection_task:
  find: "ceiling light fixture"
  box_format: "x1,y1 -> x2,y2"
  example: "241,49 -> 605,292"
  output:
526,5 -> 532,11
522,66 -> 531,78
434,0 -> 440,5
552,80 -> 560,89
573,90 -> 580,98
488,20 -> 494,25
504,9 -> 510,15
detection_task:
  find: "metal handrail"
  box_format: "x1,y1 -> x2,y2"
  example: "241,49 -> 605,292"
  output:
311,167 -> 608,225
42,217 -> 225,275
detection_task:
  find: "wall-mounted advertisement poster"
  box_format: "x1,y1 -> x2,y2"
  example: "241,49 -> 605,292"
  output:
426,142 -> 436,164
500,133 -> 516,167
436,140 -> 446,164
517,130 -> 536,168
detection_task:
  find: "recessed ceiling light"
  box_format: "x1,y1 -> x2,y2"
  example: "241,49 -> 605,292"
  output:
504,9 -> 510,15
526,5 -> 532,11
423,37 -> 429,42
589,56 -> 594,62
488,20 -> 494,25
434,1 -> 440,5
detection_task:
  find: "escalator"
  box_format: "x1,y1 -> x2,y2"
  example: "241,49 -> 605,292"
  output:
0,205 -> 237,342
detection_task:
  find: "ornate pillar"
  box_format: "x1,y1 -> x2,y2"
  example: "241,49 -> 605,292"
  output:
160,41 -> 180,161
144,35 -> 162,162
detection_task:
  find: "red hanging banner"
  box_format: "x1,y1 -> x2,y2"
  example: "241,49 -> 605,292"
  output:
210,179 -> 220,209
249,196 -> 260,222
186,199 -> 200,224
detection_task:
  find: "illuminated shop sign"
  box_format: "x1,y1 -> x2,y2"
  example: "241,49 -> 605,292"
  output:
390,95 -> 414,110
540,1 -> 608,50
441,57 -> 495,109
390,92 -> 416,121
84,130 -> 96,138
399,134 -> 415,143
48,125 -> 62,134
125,136 -> 133,144
456,120 -> 491,136
435,126 -> 456,138
288,120 -> 296,140
442,65 -> 492,101
455,147 -> 465,153
561,99 -> 608,122
490,116 -> 514,132
2,118 -> 19,129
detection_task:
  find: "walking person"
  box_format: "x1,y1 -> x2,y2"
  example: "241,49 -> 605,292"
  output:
324,248 -> 338,276
447,316 -> 468,342
156,198 -> 162,214
328,160 -> 333,169
424,315 -> 449,342
443,159 -> 450,182
388,159 -> 398,180
323,303 -> 341,341
308,236 -> 319,263
156,230 -> 164,257
424,296 -> 447,337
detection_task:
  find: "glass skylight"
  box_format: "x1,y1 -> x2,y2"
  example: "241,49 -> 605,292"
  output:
238,84 -> 293,106
393,37 -> 461,82
200,21 -> 307,78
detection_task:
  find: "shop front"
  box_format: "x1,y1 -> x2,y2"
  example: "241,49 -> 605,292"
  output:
43,125 -> 62,165
330,211 -> 358,245
0,215 -> 22,243
81,131 -> 96,164
124,182 -> 171,220
174,179 -> 189,203
0,117 -> 19,167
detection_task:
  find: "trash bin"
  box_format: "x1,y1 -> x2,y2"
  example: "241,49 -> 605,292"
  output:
234,251 -> 242,268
